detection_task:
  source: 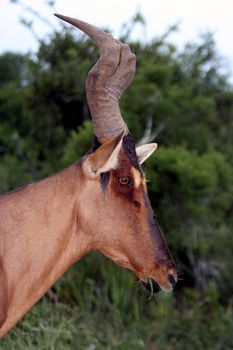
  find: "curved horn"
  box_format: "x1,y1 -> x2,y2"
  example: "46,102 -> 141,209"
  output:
54,14 -> 136,143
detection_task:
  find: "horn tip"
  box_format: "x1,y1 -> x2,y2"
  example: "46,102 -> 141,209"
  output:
54,13 -> 69,22
54,13 -> 63,19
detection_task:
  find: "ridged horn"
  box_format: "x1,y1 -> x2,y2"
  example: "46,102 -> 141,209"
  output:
54,14 -> 136,143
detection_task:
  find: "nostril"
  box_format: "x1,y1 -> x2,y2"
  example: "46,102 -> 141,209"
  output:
168,273 -> 176,288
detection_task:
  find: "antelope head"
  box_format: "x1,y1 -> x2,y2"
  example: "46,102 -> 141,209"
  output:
55,14 -> 177,293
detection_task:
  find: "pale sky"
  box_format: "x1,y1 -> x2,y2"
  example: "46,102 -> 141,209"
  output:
1,0 -> 233,80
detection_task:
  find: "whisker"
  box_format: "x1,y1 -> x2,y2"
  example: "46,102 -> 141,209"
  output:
177,277 -> 184,282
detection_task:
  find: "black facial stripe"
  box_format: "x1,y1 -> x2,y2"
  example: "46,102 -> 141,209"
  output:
142,190 -> 172,262
93,133 -> 141,169
100,172 -> 110,192
122,134 -> 141,170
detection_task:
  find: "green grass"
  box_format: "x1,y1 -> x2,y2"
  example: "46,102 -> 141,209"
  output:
1,253 -> 233,349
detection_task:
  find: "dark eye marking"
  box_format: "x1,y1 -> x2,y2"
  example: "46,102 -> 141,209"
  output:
100,172 -> 110,191
118,177 -> 131,185
134,200 -> 141,208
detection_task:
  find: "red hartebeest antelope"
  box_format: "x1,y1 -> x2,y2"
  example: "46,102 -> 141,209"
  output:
0,14 -> 177,338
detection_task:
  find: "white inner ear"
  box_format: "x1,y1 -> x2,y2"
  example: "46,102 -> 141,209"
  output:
96,138 -> 122,175
136,143 -> 158,164
85,138 -> 123,179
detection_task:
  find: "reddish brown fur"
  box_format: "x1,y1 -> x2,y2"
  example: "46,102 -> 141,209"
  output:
92,149 -> 176,287
0,142 -> 176,338
0,15 -> 177,338
0,164 -> 89,337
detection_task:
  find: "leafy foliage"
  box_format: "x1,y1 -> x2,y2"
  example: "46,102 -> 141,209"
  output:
0,15 -> 233,349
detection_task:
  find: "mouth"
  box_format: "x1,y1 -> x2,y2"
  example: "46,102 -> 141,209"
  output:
141,278 -> 161,294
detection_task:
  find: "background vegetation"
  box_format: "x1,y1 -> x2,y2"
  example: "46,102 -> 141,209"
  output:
0,5 -> 233,350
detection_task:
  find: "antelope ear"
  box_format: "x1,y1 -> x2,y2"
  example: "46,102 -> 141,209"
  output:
82,133 -> 124,179
136,143 -> 158,164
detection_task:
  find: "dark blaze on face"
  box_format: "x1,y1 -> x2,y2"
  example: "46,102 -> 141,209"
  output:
54,16 -> 176,294
98,134 -> 177,293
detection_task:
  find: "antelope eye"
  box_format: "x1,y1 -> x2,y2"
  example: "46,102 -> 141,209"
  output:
118,177 -> 130,185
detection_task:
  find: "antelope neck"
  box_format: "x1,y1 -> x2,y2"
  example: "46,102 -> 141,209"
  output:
0,163 -> 89,337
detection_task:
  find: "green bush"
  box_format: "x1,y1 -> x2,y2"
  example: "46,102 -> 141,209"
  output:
0,15 -> 233,349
